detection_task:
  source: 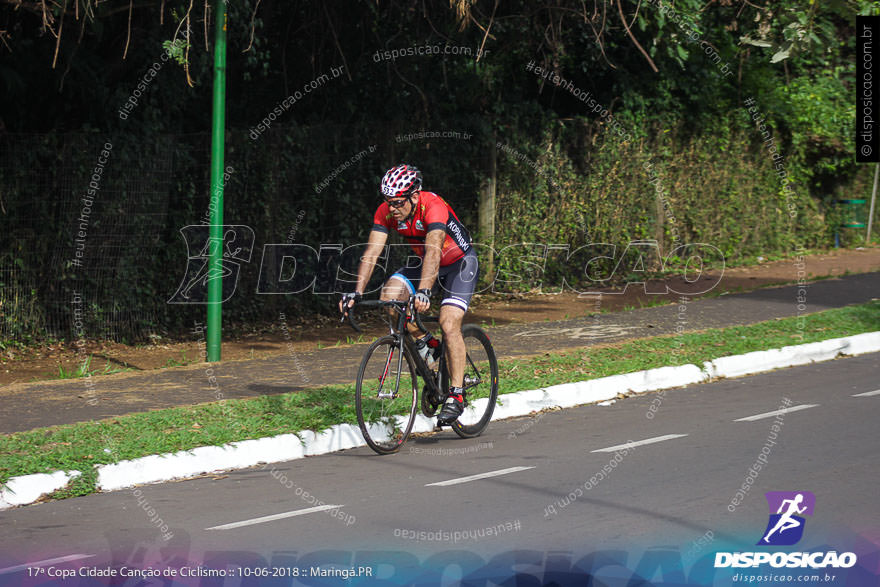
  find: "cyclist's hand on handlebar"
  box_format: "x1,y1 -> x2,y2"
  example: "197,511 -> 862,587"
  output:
339,292 -> 362,315
414,288 -> 431,313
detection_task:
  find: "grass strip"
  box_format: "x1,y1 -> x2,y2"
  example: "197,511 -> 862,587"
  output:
2,300 -> 878,498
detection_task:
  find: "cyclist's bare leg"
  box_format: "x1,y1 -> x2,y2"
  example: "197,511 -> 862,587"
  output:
439,305 -> 465,388
381,277 -> 421,336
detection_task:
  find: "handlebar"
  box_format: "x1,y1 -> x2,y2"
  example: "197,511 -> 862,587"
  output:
341,303 -> 362,332
340,299 -> 385,333
340,296 -> 432,333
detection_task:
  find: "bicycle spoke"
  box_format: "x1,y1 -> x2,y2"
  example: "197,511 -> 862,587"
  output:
356,336 -> 418,454
450,325 -> 499,438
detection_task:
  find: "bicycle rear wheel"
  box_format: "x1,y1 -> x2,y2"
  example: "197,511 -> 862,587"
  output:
355,335 -> 418,454
449,324 -> 499,438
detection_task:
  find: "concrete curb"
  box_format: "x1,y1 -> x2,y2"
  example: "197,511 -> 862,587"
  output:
3,331 -> 879,509
703,332 -> 880,378
0,471 -> 81,509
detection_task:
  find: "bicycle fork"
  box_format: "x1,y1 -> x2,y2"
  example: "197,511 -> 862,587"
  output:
376,335 -> 404,399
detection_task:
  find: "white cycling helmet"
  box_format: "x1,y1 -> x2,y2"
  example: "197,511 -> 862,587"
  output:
380,164 -> 422,199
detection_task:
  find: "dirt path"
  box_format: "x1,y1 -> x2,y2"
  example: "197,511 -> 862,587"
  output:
1,247 -> 878,388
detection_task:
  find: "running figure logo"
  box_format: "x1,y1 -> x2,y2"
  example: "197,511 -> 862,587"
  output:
758,491 -> 815,546
168,225 -> 254,304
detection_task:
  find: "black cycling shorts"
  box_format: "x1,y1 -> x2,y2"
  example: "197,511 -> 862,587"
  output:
388,248 -> 479,312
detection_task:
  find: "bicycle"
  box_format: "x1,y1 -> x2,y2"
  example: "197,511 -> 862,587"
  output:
343,296 -> 499,455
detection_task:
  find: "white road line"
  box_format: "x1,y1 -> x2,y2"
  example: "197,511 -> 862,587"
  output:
853,389 -> 880,397
734,404 -> 819,422
591,434 -> 687,453
206,504 -> 345,530
0,554 -> 95,575
425,466 -> 535,487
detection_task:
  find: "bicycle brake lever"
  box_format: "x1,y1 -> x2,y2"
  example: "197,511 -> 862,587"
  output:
346,306 -> 363,333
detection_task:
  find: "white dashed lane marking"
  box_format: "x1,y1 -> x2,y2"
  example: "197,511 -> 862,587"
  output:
852,389 -> 880,397
206,505 -> 346,530
734,404 -> 819,422
425,466 -> 535,487
591,434 -> 688,453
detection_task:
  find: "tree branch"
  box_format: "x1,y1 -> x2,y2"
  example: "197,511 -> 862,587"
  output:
203,0 -> 208,51
1,0 -> 150,19
476,0 -> 498,63
59,8 -> 87,89
51,0 -> 65,68
122,0 -> 132,59
627,0 -> 642,30
322,2 -> 352,81
616,0 -> 658,72
243,0 -> 261,53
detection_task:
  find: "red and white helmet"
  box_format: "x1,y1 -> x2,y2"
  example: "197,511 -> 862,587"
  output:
380,164 -> 422,199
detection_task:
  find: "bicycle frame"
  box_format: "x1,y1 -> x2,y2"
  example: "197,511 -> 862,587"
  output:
349,295 -> 499,451
349,297 -> 446,400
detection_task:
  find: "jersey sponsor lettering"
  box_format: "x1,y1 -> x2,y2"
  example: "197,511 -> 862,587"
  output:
373,191 -> 472,266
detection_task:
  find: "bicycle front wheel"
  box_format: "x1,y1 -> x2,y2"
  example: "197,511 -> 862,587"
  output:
450,324 -> 499,439
355,335 -> 418,454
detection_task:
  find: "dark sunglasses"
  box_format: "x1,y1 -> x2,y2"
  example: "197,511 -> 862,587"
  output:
386,197 -> 410,209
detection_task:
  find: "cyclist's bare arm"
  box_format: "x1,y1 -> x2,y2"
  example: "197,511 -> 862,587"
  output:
355,229 -> 389,292
413,229 -> 444,313
339,229 -> 387,313
418,229 -> 445,291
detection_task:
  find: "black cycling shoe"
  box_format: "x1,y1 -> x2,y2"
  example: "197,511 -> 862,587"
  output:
437,392 -> 465,425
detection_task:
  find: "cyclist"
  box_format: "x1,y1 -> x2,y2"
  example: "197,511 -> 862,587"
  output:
339,164 -> 478,425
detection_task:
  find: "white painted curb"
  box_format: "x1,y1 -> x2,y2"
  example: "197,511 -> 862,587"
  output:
838,331 -> 880,356
704,331 -> 880,379
0,471 -> 81,509
97,433 -> 307,491
2,331 -> 878,508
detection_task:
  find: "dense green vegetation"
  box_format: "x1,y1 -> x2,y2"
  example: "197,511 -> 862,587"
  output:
0,1 -> 874,342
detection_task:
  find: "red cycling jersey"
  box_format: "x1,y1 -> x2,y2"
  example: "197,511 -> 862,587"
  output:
372,191 -> 472,266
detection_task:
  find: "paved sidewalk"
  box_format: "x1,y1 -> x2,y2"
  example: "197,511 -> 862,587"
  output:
1,272 -> 878,434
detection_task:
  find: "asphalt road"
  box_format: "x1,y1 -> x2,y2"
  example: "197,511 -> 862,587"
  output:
2,272 -> 879,434
2,353 -> 878,585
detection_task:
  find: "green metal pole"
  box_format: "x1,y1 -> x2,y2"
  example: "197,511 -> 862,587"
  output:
207,0 -> 227,362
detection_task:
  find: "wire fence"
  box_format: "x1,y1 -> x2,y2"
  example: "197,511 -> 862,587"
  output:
5,119 -> 865,344
0,122 -> 485,343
